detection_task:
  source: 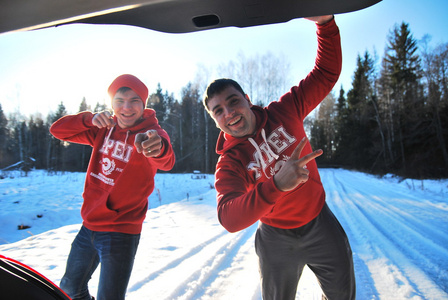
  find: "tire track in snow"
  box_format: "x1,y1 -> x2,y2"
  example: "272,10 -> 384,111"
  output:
333,170 -> 448,247
127,223 -> 258,299
321,169 -> 448,299
331,170 -> 448,295
127,229 -> 229,293
164,223 -> 258,300
350,192 -> 448,294
321,169 -> 381,299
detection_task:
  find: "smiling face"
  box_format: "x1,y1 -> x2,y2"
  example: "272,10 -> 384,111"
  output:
207,86 -> 257,138
112,88 -> 144,128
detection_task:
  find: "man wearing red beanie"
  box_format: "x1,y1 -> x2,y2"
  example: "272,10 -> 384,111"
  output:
50,74 -> 175,300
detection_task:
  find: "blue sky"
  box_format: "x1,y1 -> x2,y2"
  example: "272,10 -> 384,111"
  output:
0,0 -> 447,117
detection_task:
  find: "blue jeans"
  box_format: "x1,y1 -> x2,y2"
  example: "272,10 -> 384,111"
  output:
60,226 -> 140,300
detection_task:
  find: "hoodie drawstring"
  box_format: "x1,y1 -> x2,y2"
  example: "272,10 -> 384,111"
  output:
104,126 -> 115,148
124,130 -> 130,146
104,126 -> 131,150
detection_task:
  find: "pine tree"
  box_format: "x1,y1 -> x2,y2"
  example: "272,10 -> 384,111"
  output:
420,40 -> 448,177
333,87 -> 349,166
311,93 -> 336,163
148,83 -> 167,122
47,102 -> 67,171
66,98 -> 92,171
380,22 -> 422,176
28,114 -> 48,169
335,52 -> 377,171
180,83 -> 203,172
0,104 -> 9,168
79,97 -> 90,112
94,102 -> 108,112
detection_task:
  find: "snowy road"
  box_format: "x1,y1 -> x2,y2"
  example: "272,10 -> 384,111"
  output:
0,169 -> 447,299
321,169 -> 448,300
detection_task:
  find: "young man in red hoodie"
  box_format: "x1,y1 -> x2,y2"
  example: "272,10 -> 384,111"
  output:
203,16 -> 355,299
50,74 -> 175,300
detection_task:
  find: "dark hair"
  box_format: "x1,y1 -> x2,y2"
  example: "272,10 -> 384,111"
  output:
203,78 -> 246,110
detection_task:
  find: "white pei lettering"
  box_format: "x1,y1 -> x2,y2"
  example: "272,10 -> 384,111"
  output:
102,139 -> 133,163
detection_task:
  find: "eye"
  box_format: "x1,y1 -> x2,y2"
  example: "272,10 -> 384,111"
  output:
214,108 -> 223,116
230,98 -> 239,105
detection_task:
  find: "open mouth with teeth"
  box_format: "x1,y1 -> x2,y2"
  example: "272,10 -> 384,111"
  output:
121,113 -> 137,119
116,112 -> 141,128
228,116 -> 242,127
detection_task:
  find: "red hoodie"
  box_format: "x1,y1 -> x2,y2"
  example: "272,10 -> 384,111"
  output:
214,19 -> 341,233
50,109 -> 175,234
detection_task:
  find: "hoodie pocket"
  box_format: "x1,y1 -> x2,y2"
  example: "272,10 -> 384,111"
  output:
81,186 -> 119,225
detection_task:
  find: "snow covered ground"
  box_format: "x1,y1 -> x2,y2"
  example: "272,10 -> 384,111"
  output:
0,169 -> 447,299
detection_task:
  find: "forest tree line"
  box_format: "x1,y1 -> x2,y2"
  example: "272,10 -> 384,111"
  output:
0,22 -> 447,179
310,22 -> 448,179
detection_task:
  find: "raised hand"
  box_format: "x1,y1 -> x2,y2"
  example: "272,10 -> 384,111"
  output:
304,15 -> 333,25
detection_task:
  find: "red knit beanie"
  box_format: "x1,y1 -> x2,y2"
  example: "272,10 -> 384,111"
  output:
108,74 -> 149,107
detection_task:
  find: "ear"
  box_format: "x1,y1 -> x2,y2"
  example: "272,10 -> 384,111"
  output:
245,94 -> 253,106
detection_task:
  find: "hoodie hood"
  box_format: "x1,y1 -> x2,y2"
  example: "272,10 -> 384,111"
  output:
216,105 -> 267,155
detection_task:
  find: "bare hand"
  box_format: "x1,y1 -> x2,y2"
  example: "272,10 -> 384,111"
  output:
305,15 -> 333,25
92,111 -> 115,129
135,129 -> 163,158
273,137 -> 323,192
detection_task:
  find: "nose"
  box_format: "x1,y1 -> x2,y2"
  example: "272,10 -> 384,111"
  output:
224,106 -> 235,117
123,101 -> 132,109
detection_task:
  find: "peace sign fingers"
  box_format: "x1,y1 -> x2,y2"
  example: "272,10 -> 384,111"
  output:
290,137 -> 323,166
273,137 -> 323,192
289,137 -> 308,160
299,148 -> 323,168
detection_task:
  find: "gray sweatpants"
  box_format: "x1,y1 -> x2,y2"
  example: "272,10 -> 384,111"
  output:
255,203 -> 356,300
